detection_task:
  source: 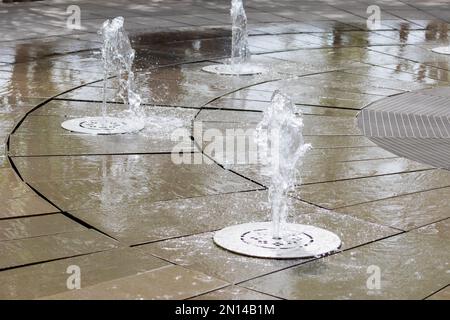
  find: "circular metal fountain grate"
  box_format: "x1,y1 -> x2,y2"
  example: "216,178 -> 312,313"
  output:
214,222 -> 341,259
61,116 -> 144,135
202,64 -> 266,75
241,228 -> 314,249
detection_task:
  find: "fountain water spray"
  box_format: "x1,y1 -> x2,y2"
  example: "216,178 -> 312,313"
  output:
256,91 -> 311,239
230,0 -> 250,67
61,17 -> 145,134
214,91 -> 341,259
202,0 -> 265,75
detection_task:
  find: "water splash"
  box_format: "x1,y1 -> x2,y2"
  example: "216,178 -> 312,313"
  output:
230,0 -> 250,68
256,90 -> 311,238
99,17 -> 143,121
201,1 -> 264,76
60,20 -> 145,136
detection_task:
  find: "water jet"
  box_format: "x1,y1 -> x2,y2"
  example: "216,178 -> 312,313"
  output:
202,0 -> 265,76
213,91 -> 341,258
61,17 -> 144,135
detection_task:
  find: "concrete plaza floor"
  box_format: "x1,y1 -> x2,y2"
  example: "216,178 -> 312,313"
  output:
0,0 -> 449,299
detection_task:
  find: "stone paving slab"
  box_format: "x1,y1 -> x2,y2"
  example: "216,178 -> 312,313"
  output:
252,74 -> 406,96
296,169 -> 450,209
335,187 -> 450,231
191,285 -> 280,300
142,203 -> 398,284
0,64 -> 99,87
0,195 -> 59,219
0,168 -> 37,200
427,286 -> 450,300
0,156 -> 7,168
13,154 -> 261,212
55,85 -> 221,108
0,214 -> 84,241
69,191 -> 270,245
199,121 -> 376,149
303,146 -> 396,162
9,134 -> 196,156
41,265 -> 228,300
242,219 -> 450,300
370,45 -> 450,71
204,98 -> 359,116
0,247 -> 169,299
230,157 -> 431,186
30,100 -> 135,117
198,112 -> 362,136
65,188 -> 399,247
14,110 -> 196,140
331,69 -> 436,91
0,38 -> 101,63
227,87 -> 384,106
344,65 -> 449,88
0,229 -> 118,270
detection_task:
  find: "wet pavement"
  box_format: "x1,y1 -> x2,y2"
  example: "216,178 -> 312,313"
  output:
0,0 -> 449,300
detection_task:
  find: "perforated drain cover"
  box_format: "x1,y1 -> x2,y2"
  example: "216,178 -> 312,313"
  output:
431,46 -> 450,55
214,222 -> 341,259
202,64 -> 265,75
61,117 -> 144,135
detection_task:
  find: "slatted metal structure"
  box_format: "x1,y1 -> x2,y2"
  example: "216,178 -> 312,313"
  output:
357,87 -> 450,170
